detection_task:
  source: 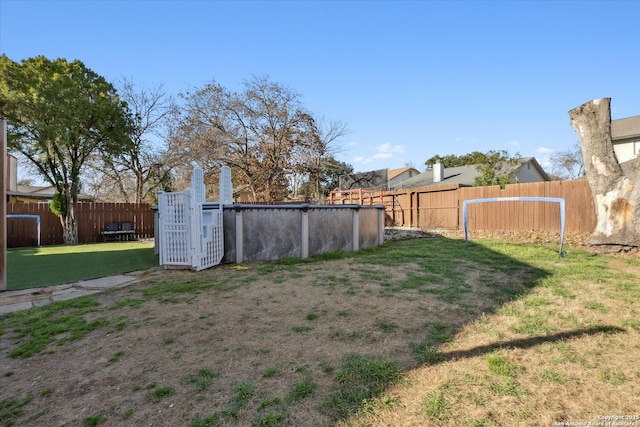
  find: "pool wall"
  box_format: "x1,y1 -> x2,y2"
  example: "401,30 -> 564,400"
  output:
155,204 -> 385,265
223,204 -> 385,263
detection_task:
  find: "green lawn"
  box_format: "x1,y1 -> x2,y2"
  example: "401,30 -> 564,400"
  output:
7,241 -> 159,290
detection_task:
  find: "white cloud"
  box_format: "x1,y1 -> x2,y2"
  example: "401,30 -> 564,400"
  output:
352,142 -> 405,166
536,146 -> 554,154
353,156 -> 371,164
509,140 -> 520,146
376,143 -> 405,154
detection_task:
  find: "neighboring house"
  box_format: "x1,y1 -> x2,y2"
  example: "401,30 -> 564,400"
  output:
5,154 -> 93,203
233,184 -> 253,203
388,157 -> 549,190
7,184 -> 94,203
339,167 -> 421,190
612,115 -> 640,163
387,167 -> 421,189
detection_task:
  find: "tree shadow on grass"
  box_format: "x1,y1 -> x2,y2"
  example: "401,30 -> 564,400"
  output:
326,236 -> 624,422
326,325 -> 625,422
439,325 -> 626,362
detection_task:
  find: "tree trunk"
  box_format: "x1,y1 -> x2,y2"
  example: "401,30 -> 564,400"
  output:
135,170 -> 144,205
569,98 -> 640,248
61,212 -> 78,245
60,188 -> 79,245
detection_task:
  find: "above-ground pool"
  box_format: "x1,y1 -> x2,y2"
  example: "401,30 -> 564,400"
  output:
154,203 -> 385,268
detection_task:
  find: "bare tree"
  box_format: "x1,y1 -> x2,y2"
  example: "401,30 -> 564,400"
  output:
548,142 -> 585,180
89,78 -> 175,203
168,76 -> 335,202
297,156 -> 353,201
569,98 -> 640,248
295,117 -> 350,202
339,169 -> 389,190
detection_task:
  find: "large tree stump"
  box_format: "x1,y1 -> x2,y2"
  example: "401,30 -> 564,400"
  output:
569,98 -> 640,249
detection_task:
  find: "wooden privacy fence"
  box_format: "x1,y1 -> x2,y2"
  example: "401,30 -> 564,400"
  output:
330,180 -> 597,233
6,202 -> 155,248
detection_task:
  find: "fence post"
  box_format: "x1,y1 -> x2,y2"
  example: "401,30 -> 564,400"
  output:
377,205 -> 385,245
154,207 -> 160,255
301,204 -> 309,258
234,205 -> 244,264
456,190 -> 461,230
352,205 -> 360,252
413,191 -> 419,228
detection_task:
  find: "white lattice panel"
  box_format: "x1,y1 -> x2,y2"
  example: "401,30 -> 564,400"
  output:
220,165 -> 232,205
196,225 -> 224,270
191,168 -> 205,204
158,191 -> 192,266
157,167 -> 227,271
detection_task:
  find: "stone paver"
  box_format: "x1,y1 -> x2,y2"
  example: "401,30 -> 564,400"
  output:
75,275 -> 136,290
0,272 -> 153,315
0,301 -> 33,315
51,287 -> 79,297
51,289 -> 101,302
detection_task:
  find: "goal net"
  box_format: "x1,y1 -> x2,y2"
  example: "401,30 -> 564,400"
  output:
462,197 -> 566,256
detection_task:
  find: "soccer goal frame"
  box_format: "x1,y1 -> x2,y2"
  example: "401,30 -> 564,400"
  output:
462,197 -> 566,256
7,214 -> 41,247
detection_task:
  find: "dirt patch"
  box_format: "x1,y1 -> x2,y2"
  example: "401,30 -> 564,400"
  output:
1,253 -> 489,426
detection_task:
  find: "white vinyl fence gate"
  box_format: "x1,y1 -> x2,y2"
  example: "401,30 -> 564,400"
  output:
158,166 -> 232,270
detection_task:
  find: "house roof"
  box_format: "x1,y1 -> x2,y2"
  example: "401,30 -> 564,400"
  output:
393,164 -> 480,189
7,185 -> 94,201
16,185 -> 54,195
388,167 -> 418,180
612,115 -> 640,140
510,157 -> 550,181
390,157 -> 549,190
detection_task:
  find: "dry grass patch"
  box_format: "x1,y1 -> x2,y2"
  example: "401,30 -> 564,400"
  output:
1,236 -> 638,426
345,243 -> 640,427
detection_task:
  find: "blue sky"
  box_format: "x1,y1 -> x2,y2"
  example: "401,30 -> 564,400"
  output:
1,0 -> 639,175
